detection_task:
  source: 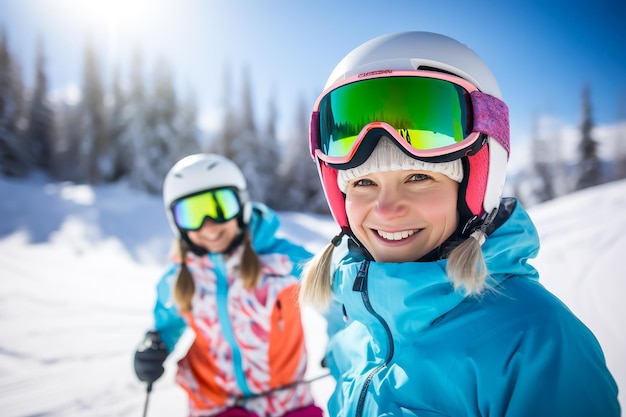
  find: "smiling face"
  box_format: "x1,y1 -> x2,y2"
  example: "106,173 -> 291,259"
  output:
186,218 -> 240,253
344,169 -> 459,263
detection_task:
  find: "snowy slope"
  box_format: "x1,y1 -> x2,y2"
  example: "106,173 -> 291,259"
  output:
0,174 -> 623,416
526,179 -> 626,406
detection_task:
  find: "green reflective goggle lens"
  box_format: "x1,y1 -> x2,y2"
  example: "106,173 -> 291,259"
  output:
318,76 -> 472,158
172,188 -> 241,230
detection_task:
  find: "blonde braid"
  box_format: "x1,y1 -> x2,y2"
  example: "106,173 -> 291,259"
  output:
239,231 -> 262,290
173,239 -> 195,313
299,232 -> 345,310
446,230 -> 489,295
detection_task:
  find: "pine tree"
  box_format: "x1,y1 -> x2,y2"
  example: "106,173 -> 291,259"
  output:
280,94 -> 329,214
0,29 -> 28,177
104,67 -> 133,181
174,90 -> 202,160
137,59 -> 178,193
240,66 -> 255,134
575,84 -> 602,190
263,95 -> 285,210
126,57 -> 200,194
24,37 -> 54,172
614,93 -> 626,181
75,39 -> 107,184
51,91 -> 82,181
530,114 -> 557,202
208,63 -> 239,160
230,66 -> 267,202
125,48 -> 151,190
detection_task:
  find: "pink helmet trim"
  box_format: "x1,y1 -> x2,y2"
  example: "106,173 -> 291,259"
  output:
465,145 -> 490,216
319,161 -> 349,230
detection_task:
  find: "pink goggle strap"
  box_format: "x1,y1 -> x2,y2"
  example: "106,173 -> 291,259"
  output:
309,111 -> 320,160
471,91 -> 510,155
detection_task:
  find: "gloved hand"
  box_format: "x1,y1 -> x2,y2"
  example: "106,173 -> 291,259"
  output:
134,330 -> 168,384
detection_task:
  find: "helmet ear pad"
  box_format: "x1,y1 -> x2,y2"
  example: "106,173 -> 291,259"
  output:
242,202 -> 252,225
458,143 -> 490,234
319,162 -> 350,231
237,189 -> 252,225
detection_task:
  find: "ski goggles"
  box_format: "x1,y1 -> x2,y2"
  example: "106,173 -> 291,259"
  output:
171,187 -> 241,230
310,70 -> 509,167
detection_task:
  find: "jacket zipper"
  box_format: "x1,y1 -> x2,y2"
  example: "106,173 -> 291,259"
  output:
276,299 -> 284,331
352,261 -> 395,417
211,253 -> 252,397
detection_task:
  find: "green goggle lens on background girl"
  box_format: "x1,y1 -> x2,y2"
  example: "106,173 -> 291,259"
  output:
318,76 -> 472,159
172,188 -> 241,230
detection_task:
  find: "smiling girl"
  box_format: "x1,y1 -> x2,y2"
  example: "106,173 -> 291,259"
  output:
133,154 -> 323,417
299,31 -> 620,417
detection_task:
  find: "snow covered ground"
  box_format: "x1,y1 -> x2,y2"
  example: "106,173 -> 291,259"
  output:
0,174 -> 623,416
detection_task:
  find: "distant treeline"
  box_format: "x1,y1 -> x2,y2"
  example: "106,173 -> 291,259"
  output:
1,28 -> 624,214
0,29 -> 328,214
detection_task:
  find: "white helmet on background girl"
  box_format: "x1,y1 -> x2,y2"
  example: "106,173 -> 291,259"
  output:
309,31 -> 510,238
163,153 -> 251,239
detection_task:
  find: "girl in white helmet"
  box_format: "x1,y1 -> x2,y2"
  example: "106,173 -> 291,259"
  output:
300,31 -> 619,416
133,154 -> 324,417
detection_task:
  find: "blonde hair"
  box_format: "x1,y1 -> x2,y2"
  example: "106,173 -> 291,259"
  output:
299,241 -> 337,310
299,230 -> 489,310
173,231 -> 262,313
446,230 -> 489,295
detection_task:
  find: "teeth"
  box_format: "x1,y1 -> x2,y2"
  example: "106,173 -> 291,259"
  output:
377,229 -> 417,241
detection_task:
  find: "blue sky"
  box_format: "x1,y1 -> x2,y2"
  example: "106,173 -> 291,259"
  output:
1,0 -> 624,146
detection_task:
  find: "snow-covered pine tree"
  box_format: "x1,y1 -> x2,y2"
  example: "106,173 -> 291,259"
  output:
229,66 -> 267,203
279,94 -> 328,214
208,63 -> 239,160
530,113 -> 558,203
130,58 -> 200,194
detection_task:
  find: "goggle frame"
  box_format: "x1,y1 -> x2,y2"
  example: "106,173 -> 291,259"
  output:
170,187 -> 242,231
309,69 -> 509,168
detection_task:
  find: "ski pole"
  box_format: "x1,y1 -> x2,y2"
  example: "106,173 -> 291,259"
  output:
233,372 -> 331,406
142,382 -> 153,417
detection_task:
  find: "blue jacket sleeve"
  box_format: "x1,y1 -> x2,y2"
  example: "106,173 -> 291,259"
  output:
153,263 -> 187,352
247,203 -> 313,279
459,296 -> 621,416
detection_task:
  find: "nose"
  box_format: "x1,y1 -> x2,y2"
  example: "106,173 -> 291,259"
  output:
198,216 -> 219,230
375,186 -> 408,220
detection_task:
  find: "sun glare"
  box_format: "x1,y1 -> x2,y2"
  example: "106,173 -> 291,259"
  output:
48,0 -> 167,69
62,0 -> 154,28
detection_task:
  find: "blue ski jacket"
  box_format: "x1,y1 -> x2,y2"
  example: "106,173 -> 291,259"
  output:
325,198 -> 620,416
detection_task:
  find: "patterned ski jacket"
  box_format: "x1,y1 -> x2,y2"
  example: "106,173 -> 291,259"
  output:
153,203 -> 315,417
325,198 -> 620,417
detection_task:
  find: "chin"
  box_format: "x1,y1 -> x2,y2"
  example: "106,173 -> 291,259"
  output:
373,246 -> 430,263
373,253 -> 413,263
204,243 -> 228,253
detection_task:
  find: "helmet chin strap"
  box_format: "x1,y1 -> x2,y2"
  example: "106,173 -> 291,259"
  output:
332,229 -> 375,262
180,232 -> 207,256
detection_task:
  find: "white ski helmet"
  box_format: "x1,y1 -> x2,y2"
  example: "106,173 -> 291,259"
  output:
310,31 -> 510,236
163,153 -> 251,238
